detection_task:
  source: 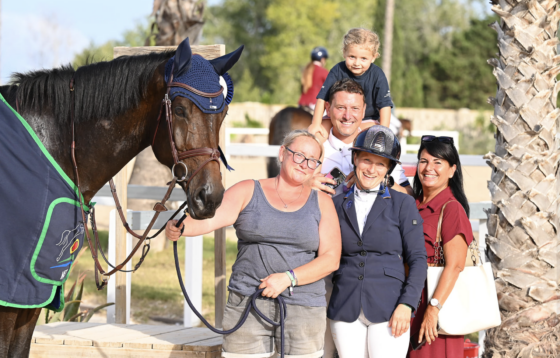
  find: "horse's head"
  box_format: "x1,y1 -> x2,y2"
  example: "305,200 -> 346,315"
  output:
152,38 -> 243,219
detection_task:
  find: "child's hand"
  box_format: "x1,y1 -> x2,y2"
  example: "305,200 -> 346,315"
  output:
308,122 -> 328,141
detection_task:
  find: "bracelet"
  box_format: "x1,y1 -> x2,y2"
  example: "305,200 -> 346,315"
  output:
289,269 -> 298,286
285,271 -> 297,296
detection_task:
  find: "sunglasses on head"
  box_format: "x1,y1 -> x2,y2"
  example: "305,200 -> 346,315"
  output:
421,135 -> 454,145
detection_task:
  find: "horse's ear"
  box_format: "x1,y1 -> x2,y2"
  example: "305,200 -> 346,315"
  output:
173,37 -> 193,78
209,45 -> 244,76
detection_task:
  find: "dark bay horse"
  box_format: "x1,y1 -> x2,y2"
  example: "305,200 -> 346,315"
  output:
0,38 -> 242,357
267,107 -> 312,177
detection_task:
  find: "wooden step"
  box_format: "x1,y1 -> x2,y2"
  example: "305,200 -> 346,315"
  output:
31,323 -> 222,358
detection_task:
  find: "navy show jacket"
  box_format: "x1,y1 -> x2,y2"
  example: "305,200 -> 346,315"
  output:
327,185 -> 427,323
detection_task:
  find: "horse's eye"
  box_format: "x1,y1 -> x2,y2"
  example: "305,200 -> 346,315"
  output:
174,107 -> 185,117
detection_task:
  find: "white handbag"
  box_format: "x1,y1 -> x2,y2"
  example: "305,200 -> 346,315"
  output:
426,202 -> 501,335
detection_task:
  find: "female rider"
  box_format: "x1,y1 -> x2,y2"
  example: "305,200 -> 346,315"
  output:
166,129 -> 341,358
298,47 -> 329,113
328,125 -> 427,357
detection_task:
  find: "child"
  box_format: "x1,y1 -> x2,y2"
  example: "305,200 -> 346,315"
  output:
308,28 -> 393,142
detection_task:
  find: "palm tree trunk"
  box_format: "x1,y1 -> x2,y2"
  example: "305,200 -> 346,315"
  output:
382,0 -> 395,86
483,0 -> 560,356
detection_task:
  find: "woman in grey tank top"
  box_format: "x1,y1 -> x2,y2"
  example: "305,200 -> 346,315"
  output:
166,130 -> 341,358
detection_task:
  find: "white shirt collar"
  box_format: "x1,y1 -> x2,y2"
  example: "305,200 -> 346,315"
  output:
354,184 -> 381,200
327,129 -> 351,152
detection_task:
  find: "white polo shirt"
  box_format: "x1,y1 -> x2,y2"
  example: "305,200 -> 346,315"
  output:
321,129 -> 408,185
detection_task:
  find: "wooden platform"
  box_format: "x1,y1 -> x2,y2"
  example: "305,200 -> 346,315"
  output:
31,322 -> 223,357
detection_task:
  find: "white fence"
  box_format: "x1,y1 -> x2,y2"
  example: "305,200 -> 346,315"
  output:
104,207 -> 203,328
226,127 -> 461,158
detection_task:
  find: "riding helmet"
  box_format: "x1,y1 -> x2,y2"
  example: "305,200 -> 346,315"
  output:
351,125 -> 401,174
311,47 -> 329,61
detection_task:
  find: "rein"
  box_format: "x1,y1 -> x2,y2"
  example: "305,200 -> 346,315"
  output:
69,62 -> 225,289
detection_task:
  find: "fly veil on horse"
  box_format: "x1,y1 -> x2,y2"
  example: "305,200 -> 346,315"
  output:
0,37 -> 243,357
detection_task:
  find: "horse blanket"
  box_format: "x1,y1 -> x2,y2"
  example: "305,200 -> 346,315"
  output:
0,93 -> 87,312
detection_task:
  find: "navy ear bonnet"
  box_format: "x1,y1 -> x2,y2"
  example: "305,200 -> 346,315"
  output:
164,55 -> 234,114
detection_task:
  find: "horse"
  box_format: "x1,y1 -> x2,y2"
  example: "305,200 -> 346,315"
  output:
267,106 -> 312,177
0,37 -> 242,357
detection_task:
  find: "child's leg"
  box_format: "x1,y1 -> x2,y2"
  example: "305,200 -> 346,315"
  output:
359,119 -> 379,131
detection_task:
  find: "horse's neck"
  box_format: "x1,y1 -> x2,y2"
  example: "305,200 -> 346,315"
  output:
25,99 -> 161,203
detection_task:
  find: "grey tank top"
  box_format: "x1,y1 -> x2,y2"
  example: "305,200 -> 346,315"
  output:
229,180 -> 325,307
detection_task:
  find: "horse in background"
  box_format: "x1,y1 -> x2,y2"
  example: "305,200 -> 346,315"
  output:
267,107 -> 312,177
0,37 -> 242,357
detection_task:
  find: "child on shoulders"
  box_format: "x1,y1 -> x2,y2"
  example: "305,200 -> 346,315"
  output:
308,28 -> 393,142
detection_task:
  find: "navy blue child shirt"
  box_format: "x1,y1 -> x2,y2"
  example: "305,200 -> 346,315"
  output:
317,62 -> 394,121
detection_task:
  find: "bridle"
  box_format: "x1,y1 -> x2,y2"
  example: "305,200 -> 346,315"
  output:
69,62 -> 227,289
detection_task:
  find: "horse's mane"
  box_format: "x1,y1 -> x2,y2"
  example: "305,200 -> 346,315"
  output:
10,51 -> 175,124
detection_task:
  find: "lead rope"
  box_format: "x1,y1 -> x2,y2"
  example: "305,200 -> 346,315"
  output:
173,215 -> 287,357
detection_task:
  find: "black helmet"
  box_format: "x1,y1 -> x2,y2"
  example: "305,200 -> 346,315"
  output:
351,125 -> 401,174
311,46 -> 329,61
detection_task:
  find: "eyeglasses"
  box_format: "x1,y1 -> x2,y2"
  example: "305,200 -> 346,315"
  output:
285,147 -> 322,170
421,135 -> 454,145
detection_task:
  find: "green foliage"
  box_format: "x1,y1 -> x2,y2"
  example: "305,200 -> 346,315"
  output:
204,0 -> 497,110
374,0 -> 494,109
421,15 -> 500,109
458,111 -> 496,155
73,19 -> 155,68
232,114 -> 264,128
204,0 -> 379,104
45,265 -> 114,324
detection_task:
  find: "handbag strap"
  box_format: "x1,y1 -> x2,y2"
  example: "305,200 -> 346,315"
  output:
432,200 -> 481,267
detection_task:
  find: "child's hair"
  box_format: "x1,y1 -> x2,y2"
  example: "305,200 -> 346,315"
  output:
342,28 -> 380,58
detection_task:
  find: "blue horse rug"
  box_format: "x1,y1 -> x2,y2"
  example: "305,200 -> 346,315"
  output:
0,93 -> 88,312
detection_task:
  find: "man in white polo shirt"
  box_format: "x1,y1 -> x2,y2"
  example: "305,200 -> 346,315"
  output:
312,78 -> 412,196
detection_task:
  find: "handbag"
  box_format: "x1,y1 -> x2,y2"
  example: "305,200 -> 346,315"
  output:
426,201 -> 501,335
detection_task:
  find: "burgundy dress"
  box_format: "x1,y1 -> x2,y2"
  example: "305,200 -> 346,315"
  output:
408,187 -> 473,358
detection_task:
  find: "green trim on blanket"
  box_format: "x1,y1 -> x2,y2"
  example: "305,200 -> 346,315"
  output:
0,285 -> 57,309
0,93 -> 89,210
30,198 -> 82,285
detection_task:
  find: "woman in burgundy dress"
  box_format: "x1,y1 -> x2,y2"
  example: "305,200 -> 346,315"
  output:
407,136 -> 474,358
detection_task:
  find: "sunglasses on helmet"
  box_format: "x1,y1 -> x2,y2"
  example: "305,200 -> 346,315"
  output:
421,135 -> 454,145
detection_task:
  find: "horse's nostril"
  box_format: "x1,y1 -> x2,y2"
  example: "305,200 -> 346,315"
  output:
194,184 -> 212,206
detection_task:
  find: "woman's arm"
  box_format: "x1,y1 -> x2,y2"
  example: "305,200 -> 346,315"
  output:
259,191 -> 342,298
165,180 -> 254,240
418,234 -> 467,344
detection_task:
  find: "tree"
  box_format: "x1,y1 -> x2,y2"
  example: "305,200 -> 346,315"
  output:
381,0 -> 395,86
422,15 -> 500,110
203,0 -> 379,104
374,0 -> 486,108
149,0 -> 205,45
482,1 -> 559,357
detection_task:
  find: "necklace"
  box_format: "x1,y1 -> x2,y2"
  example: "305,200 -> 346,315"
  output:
275,176 -> 304,209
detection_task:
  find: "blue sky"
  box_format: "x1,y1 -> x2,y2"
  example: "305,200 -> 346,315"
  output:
0,0 -> 222,84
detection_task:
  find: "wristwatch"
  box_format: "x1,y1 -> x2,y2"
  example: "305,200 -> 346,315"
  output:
430,298 -> 443,310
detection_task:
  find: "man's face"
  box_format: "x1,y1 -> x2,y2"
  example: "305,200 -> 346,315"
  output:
326,91 -> 366,143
